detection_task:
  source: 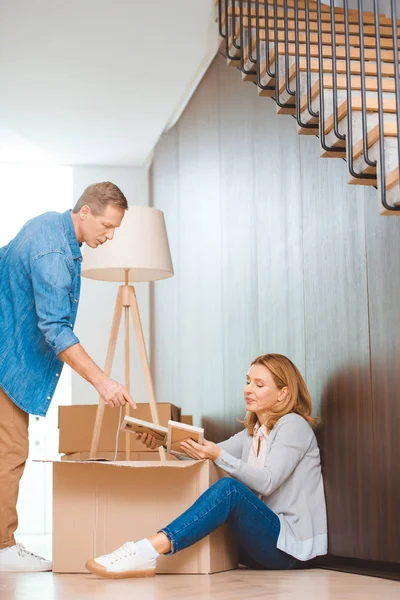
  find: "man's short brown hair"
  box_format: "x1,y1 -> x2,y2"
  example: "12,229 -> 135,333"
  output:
72,182 -> 128,215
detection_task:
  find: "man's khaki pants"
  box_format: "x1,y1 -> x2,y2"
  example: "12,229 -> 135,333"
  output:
0,386 -> 29,549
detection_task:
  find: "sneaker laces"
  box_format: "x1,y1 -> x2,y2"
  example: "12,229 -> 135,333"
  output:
108,543 -> 137,564
16,543 -> 47,561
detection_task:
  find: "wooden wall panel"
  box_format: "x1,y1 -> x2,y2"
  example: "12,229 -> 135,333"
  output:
217,59 -> 261,438
365,198 -> 400,563
175,61 -> 225,441
299,135 -> 379,560
251,98 -> 306,377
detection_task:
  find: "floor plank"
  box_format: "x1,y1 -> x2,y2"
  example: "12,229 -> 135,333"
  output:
1,568 -> 400,600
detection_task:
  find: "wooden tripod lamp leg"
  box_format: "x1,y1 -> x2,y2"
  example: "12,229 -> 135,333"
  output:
128,286 -> 167,462
89,288 -> 123,459
124,304 -> 131,461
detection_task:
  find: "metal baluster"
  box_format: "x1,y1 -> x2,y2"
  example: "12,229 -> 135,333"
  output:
219,0 -> 225,38
358,0 -> 376,167
284,0 -> 296,96
274,0 -> 295,109
248,0 -> 257,65
343,0 -> 376,179
330,0 -> 345,141
225,0 -> 240,60
256,0 -> 275,91
240,0 -> 257,74
232,0 -> 241,50
376,0 -> 400,210
390,0 -> 400,195
305,0 -> 319,119
317,0 -> 346,153
294,0 -> 318,129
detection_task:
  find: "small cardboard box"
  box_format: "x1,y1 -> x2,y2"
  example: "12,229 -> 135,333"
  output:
180,415 -> 193,426
52,459 -> 238,574
58,403 -> 181,454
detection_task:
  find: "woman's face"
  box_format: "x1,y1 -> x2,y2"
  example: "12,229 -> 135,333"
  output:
244,364 -> 287,420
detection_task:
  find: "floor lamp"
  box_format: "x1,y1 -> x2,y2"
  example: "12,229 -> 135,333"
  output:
81,206 -> 174,461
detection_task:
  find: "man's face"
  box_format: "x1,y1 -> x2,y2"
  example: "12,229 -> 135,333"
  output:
80,204 -> 125,248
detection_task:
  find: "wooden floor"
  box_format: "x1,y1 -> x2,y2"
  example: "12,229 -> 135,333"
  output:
1,568 -> 400,600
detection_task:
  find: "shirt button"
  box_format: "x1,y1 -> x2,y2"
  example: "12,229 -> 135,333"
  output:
74,299 -> 78,303
56,373 -> 60,377
47,396 -> 51,400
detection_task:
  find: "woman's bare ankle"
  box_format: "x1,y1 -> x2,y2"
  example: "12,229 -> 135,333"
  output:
147,532 -> 171,555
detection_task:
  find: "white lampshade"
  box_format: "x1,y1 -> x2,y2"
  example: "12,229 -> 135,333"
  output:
81,205 -> 174,282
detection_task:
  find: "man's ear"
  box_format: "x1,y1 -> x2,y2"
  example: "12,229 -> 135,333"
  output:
79,205 -> 91,220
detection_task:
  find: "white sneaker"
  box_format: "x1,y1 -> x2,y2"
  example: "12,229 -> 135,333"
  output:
0,543 -> 52,572
85,541 -> 157,579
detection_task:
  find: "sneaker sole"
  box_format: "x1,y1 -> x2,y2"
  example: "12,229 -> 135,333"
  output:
85,559 -> 156,580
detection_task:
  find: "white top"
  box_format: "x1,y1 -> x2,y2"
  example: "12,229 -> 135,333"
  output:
215,413 -> 328,561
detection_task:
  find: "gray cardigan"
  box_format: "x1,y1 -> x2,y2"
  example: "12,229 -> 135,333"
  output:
214,413 -> 328,561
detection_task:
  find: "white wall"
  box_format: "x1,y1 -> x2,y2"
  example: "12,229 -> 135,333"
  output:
71,166 -> 151,406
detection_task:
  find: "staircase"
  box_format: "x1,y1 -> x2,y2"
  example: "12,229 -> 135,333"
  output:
217,0 -> 400,215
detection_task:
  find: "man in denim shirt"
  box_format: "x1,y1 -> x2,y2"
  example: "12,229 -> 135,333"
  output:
0,182 -> 136,572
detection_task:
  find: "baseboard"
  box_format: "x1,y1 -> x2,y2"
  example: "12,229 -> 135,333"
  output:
316,556 -> 400,582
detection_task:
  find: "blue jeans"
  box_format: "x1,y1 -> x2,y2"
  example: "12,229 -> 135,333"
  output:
160,477 -> 299,570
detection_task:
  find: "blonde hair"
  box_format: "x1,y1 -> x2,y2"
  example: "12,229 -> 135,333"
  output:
243,353 -> 318,435
73,182 -> 128,215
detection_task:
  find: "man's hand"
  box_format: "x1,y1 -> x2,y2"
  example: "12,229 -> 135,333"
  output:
96,377 -> 136,409
58,344 -> 136,409
180,439 -> 221,461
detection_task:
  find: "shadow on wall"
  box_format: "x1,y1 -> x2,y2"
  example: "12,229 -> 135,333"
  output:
315,363 -> 378,559
200,415 -> 246,444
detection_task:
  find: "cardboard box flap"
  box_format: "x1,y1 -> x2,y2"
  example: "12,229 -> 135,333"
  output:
35,459 -> 202,469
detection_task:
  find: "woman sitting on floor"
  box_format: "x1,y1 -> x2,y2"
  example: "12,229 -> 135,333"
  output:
85,353 -> 327,579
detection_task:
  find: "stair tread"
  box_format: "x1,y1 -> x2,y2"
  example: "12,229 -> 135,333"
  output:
227,5 -> 390,26
290,58 -> 399,79
297,77 -> 397,111
325,98 -> 398,135
240,16 -> 400,39
262,42 -> 399,64
352,123 -> 398,161
255,28 -> 399,49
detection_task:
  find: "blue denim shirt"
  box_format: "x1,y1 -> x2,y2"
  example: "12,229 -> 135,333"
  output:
0,210 -> 82,416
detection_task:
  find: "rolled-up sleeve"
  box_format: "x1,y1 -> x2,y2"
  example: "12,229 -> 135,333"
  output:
31,251 -> 80,355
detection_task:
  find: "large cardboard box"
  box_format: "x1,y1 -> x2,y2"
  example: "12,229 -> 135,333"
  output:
52,459 -> 238,574
61,451 -> 178,461
58,403 -> 181,454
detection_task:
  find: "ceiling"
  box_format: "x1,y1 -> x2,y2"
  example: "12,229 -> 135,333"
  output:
0,0 -> 218,166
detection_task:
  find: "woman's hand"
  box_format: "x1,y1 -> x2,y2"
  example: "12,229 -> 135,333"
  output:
134,432 -> 162,450
180,438 -> 221,461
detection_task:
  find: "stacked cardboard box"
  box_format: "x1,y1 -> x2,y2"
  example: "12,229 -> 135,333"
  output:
53,404 -> 237,574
